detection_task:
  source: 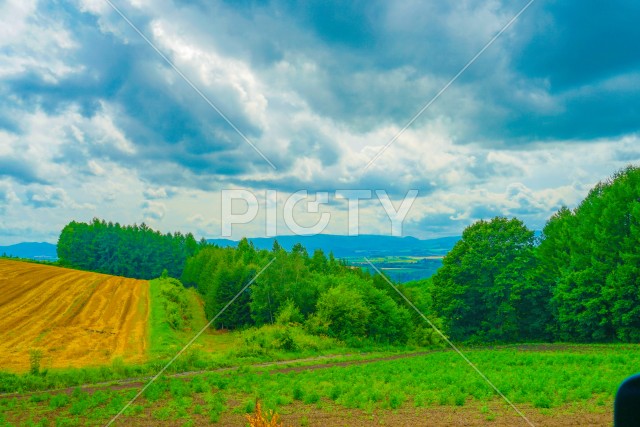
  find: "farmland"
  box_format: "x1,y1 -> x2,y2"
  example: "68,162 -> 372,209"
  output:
0,345 -> 635,426
0,259 -> 149,371
347,255 -> 444,282
0,258 -> 637,426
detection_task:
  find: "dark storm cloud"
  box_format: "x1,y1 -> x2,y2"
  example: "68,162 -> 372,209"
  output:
483,0 -> 640,144
514,1 -> 640,91
0,155 -> 47,185
2,3 -> 137,117
3,0 -> 639,198
262,0 -> 640,146
500,74 -> 640,142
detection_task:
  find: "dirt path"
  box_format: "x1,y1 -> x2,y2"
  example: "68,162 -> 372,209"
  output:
210,401 -> 611,427
0,343 -> 604,399
0,350 -> 445,399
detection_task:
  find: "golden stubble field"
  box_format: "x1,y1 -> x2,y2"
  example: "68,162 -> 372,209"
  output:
0,259 -> 149,372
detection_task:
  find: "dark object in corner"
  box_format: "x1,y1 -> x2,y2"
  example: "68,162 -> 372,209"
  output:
615,374 -> 640,426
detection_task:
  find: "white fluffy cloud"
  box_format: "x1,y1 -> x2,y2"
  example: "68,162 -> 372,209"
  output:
0,0 -> 638,244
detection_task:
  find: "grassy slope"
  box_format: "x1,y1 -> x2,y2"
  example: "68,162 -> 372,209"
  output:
148,278 -> 184,357
148,279 -> 237,359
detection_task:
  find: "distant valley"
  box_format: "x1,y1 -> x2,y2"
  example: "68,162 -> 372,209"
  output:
209,234 -> 461,282
208,234 -> 460,258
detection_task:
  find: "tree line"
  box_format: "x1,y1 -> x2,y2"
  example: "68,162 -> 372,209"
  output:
54,165 -> 639,344
57,219 -> 201,279
56,219 -> 436,345
181,240 -> 440,345
430,165 -> 640,343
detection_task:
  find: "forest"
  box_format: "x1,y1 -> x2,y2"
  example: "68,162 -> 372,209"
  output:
56,165 -> 640,344
180,240 -> 437,346
432,165 -> 640,343
57,220 -> 201,279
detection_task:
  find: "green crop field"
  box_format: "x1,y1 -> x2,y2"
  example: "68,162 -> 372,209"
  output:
1,344 -> 635,426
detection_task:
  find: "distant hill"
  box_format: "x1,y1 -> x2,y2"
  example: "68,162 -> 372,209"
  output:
208,234 -> 461,258
0,242 -> 58,261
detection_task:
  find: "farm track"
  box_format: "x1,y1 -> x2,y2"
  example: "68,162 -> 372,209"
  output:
0,351 -> 439,399
0,343 -> 602,399
0,260 -> 149,371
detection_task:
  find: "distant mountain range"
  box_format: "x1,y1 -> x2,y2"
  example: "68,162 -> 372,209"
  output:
208,234 -> 460,258
0,242 -> 58,260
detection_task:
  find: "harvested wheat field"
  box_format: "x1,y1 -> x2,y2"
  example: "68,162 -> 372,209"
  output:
0,259 -> 149,372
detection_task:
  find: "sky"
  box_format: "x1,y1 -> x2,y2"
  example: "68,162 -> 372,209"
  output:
1,0 -> 639,244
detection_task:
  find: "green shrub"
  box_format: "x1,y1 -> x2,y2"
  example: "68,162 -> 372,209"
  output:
534,394 -> 552,409
159,278 -> 193,330
244,398 -> 256,414
29,393 -> 50,403
207,393 -> 226,423
292,386 -> 304,401
275,300 -> 304,325
48,394 -> 69,409
314,284 -> 370,339
237,324 -> 339,354
409,323 -> 446,347
29,349 -> 43,375
303,392 -> 320,404
143,382 -> 166,402
329,386 -> 342,401
68,399 -> 90,416
388,392 -> 404,409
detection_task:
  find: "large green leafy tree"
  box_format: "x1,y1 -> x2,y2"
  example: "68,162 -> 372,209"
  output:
533,207 -> 574,338
362,284 -> 412,344
314,282 -> 371,339
183,242 -> 263,329
432,217 -> 543,341
550,166 -> 640,341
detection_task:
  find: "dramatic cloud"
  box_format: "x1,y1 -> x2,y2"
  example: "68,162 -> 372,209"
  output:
0,0 -> 639,243
0,155 -> 48,185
